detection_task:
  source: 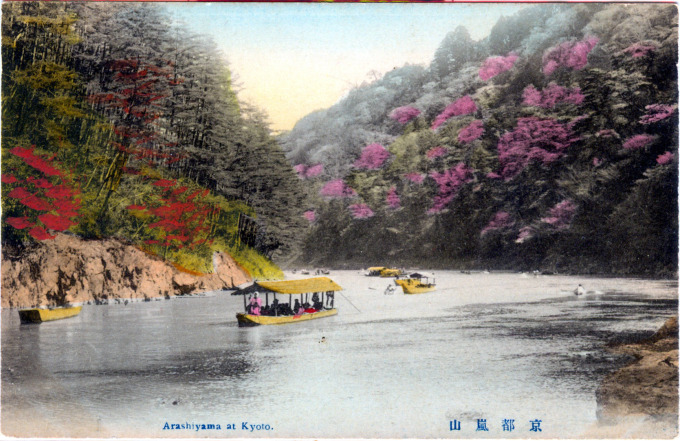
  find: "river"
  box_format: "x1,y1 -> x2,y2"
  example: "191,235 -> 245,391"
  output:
1,271 -> 677,438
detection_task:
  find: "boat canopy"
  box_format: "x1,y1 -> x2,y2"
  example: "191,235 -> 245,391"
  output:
367,266 -> 387,271
233,277 -> 342,295
409,273 -> 425,279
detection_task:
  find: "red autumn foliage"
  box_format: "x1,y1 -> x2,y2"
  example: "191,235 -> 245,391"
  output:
26,176 -> 54,188
20,194 -> 53,211
153,179 -> 176,188
2,174 -> 18,184
28,226 -> 55,241
38,213 -> 75,231
7,187 -> 33,200
5,217 -> 34,230
3,146 -> 81,239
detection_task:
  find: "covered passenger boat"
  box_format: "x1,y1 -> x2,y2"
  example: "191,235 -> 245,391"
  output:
233,277 -> 342,327
380,268 -> 404,278
18,306 -> 82,323
395,273 -> 436,294
366,267 -> 387,276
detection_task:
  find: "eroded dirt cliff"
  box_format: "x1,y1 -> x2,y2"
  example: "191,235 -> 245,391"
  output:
1,233 -> 251,308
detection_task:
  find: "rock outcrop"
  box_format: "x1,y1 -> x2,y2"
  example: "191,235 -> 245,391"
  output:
1,233 -> 251,308
595,316 -> 678,437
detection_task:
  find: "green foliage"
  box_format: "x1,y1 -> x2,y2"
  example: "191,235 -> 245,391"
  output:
1,2 -> 299,279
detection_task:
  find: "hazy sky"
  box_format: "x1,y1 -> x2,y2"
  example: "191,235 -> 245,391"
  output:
170,3 -> 526,132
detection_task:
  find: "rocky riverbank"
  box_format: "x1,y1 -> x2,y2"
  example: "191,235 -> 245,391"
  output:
594,316 -> 678,437
1,233 -> 251,309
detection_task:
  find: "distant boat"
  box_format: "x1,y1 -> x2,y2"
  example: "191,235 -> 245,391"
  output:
233,277 -> 341,327
379,268 -> 404,278
18,306 -> 82,323
395,273 -> 436,294
300,269 -> 310,275
366,267 -> 387,276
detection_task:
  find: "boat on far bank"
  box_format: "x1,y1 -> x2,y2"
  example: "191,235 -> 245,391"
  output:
395,273 -> 436,294
18,306 -> 83,323
380,268 -> 404,278
366,267 -> 387,276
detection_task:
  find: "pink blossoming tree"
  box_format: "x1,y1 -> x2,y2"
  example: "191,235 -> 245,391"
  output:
349,204 -> 374,219
481,211 -> 514,236
623,43 -> 656,58
386,187 -> 400,209
515,226 -> 534,243
354,143 -> 391,170
657,151 -> 674,165
303,210 -> 316,222
389,106 -> 421,124
426,146 -> 448,160
541,200 -> 577,230
542,37 -> 599,75
320,179 -> 357,198
622,134 -> 655,150
479,53 -> 519,81
640,104 -> 675,124
431,96 -> 477,130
428,162 -> 473,213
522,84 -> 585,108
458,120 -> 485,144
294,163 -> 324,179
496,117 -> 579,179
404,173 -> 425,184
596,129 -> 618,138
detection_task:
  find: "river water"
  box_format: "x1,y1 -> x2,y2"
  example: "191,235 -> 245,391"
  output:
2,271 -> 677,438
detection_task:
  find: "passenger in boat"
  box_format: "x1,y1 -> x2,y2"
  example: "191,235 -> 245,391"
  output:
293,299 -> 304,315
249,292 -> 262,315
271,298 -> 279,315
326,292 -> 334,308
312,293 -> 323,310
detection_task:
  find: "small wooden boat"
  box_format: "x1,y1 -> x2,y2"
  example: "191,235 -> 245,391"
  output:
233,277 -> 342,327
366,267 -> 387,276
380,268 -> 403,278
18,306 -> 82,323
395,273 -> 436,294
237,308 -> 338,326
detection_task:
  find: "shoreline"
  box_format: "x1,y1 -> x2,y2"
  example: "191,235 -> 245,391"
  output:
593,316 -> 679,438
1,289 -> 235,311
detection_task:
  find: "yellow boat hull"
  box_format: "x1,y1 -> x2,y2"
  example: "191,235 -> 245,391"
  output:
236,308 -> 338,327
18,306 -> 82,323
380,269 -> 403,277
395,279 -> 436,294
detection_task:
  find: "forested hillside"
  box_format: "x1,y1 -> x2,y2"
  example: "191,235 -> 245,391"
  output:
281,4 -> 678,276
1,3 -> 307,278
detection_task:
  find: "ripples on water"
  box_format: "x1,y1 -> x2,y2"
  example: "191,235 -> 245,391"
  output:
2,271 -> 677,438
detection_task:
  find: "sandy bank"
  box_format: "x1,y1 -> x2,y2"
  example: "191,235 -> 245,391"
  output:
1,233 -> 251,309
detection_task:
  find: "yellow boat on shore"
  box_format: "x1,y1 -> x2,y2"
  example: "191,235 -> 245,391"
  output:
380,268 -> 404,278
233,277 -> 342,327
395,273 -> 436,294
366,266 -> 387,276
18,306 -> 82,323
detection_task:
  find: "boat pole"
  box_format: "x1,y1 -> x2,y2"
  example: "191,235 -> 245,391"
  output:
243,293 -> 246,311
338,290 -> 360,313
